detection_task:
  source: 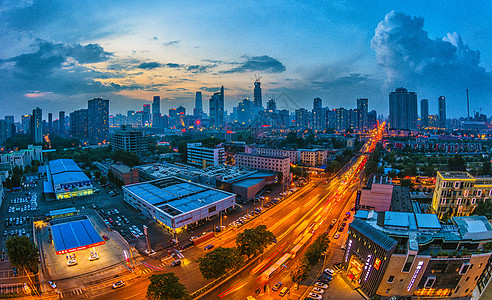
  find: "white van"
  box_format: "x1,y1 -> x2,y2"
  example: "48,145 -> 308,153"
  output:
279,286 -> 290,297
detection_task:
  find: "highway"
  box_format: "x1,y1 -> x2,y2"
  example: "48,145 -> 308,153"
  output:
95,123 -> 385,300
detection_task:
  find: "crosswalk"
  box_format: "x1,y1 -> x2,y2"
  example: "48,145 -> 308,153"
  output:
141,268 -> 153,274
60,288 -> 84,298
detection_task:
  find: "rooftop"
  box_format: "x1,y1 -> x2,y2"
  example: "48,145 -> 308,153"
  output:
438,171 -> 474,180
51,217 -> 104,254
111,164 -> 131,173
124,177 -> 234,217
236,152 -> 290,160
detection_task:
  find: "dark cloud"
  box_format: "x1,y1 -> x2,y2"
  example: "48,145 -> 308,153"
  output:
137,61 -> 162,69
163,40 -> 180,47
4,40 -> 112,76
199,87 -> 223,92
223,55 -> 286,73
164,63 -> 182,68
371,11 -> 492,94
312,73 -> 373,90
152,36 -> 158,41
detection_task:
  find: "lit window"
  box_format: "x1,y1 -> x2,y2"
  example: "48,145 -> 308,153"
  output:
457,198 -> 462,205
471,198 -> 476,205
464,190 -> 469,197
441,198 -> 446,205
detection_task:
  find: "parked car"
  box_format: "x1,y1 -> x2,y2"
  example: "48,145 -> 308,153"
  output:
314,282 -> 328,289
324,268 -> 335,276
48,281 -> 57,289
308,292 -> 322,300
272,282 -> 283,291
334,233 -> 340,239
171,260 -> 181,267
204,244 -> 214,250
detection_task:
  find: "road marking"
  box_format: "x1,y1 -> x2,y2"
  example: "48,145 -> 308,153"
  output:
125,293 -> 141,299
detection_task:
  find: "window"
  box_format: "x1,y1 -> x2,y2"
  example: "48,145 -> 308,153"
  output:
454,181 -> 460,188
458,206 -> 463,213
402,255 -> 415,272
465,277 -> 470,282
387,275 -> 395,283
441,198 -> 446,205
471,198 -> 476,205
464,190 -> 469,197
475,276 -> 479,281
478,190 -> 483,197
424,276 -> 436,288
459,263 -> 470,275
465,289 -> 469,293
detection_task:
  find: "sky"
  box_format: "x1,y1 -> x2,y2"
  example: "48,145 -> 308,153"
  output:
1,0 -> 492,120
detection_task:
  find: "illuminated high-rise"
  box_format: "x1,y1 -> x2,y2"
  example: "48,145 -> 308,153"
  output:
438,96 -> 446,128
421,99 -> 429,127
388,87 -> 418,130
31,107 -> 43,143
88,98 -> 109,144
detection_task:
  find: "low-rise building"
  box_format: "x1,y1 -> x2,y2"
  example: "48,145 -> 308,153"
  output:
45,159 -> 93,200
123,177 -> 235,231
432,171 -> 492,220
343,210 -> 492,299
250,147 -> 299,164
187,142 -> 225,168
0,145 -> 42,170
234,153 -> 290,182
299,149 -> 329,167
109,164 -> 139,185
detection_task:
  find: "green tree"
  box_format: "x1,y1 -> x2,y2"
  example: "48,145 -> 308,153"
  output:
147,273 -> 190,300
448,154 -> 466,171
112,150 -> 140,167
5,236 -> 40,273
197,247 -> 242,279
99,176 -> 108,185
481,160 -> 491,176
290,258 -> 310,283
236,225 -> 275,257
472,200 -> 492,219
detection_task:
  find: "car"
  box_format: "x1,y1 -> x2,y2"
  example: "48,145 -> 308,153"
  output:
102,235 -> 109,241
112,281 -> 125,289
48,281 -> 57,289
334,233 -> 340,239
332,219 -> 337,224
190,236 -> 198,241
272,282 -> 282,291
328,224 -> 334,229
338,226 -> 344,232
312,287 -> 324,294
341,244 -> 346,250
324,268 -> 335,276
204,244 -> 214,250
115,221 -> 121,226
308,292 -> 322,300
67,260 -> 78,266
89,253 -> 100,261
255,288 -> 261,294
114,209 -> 119,214
317,277 -> 330,284
314,282 -> 328,289
13,267 -> 18,277
171,260 -> 181,267
3,231 -> 7,237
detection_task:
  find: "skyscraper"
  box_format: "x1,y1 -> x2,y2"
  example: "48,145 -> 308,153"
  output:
48,113 -> 53,131
388,87 -> 418,130
88,98 -> 109,144
142,104 -> 151,126
266,98 -> 277,112
313,97 -> 322,110
295,108 -> 309,131
438,96 -> 446,128
152,96 -> 161,128
357,98 -> 368,132
253,79 -> 262,108
209,86 -> 225,128
194,92 -> 203,117
59,111 -> 65,135
70,109 -> 88,140
421,99 -> 429,128
31,107 -> 43,143
21,115 -> 31,135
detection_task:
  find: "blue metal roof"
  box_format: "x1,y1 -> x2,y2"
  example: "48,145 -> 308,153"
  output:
351,218 -> 398,251
48,207 -> 77,217
48,159 -> 90,187
384,212 -> 417,230
49,159 -> 82,175
51,219 -> 104,254
415,213 -> 441,229
52,172 -> 90,186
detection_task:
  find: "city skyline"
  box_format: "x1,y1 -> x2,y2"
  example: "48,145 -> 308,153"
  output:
1,1 -> 492,119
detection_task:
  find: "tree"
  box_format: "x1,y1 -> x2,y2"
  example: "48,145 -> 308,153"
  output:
5,236 -> 40,273
198,247 -> 242,279
147,273 -> 190,300
481,160 -> 491,176
99,176 -> 108,185
112,150 -> 140,167
291,258 -> 310,283
448,154 -> 466,171
472,200 -> 492,219
236,225 -> 275,257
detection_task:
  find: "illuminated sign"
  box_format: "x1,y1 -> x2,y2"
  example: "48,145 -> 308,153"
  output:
55,241 -> 105,255
363,255 -> 373,281
407,261 -> 424,291
373,258 -> 381,270
344,239 -> 353,262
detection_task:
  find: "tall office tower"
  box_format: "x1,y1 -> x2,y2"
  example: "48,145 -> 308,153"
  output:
209,86 -> 225,128
176,106 -> 186,115
357,98 -> 368,132
48,113 -> 53,131
237,98 -> 253,125
279,110 -> 290,128
88,98 -> 109,144
368,110 -> 377,129
4,116 -> 15,139
70,109 -> 88,140
266,98 -> 277,113
31,107 -> 43,143
295,108 -> 309,131
59,111 -> 65,135
312,107 -> 327,132
388,87 -> 418,130
152,96 -> 161,127
21,115 -> 31,135
142,104 -> 151,126
335,108 -> 349,131
313,97 -> 322,110
253,77 -> 262,108
421,99 -> 429,128
194,92 -> 203,117
438,96 -> 446,128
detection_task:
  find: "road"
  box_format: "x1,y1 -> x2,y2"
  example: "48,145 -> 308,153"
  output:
96,123 -> 385,299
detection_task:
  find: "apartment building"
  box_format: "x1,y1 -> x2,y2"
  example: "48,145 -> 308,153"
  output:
299,149 -> 329,167
431,171 -> 492,219
187,142 -> 225,168
252,147 -> 299,164
234,153 -> 290,182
